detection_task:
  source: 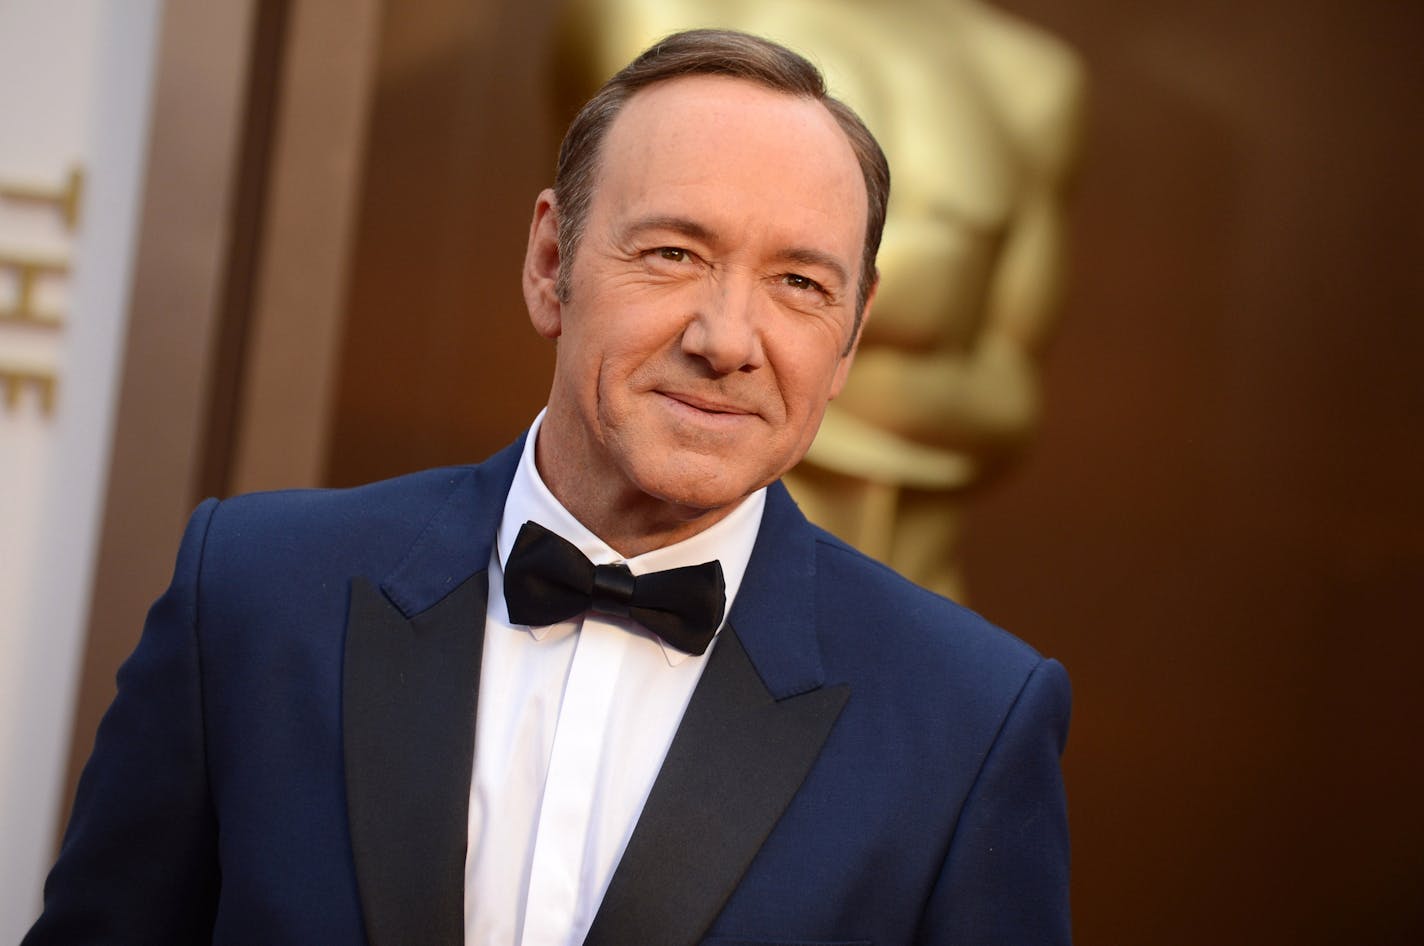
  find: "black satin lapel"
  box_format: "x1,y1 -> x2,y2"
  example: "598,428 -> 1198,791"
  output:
584,624 -> 849,946
343,574 -> 486,946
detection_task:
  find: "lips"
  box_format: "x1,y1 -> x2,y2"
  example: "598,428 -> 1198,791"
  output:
658,390 -> 757,418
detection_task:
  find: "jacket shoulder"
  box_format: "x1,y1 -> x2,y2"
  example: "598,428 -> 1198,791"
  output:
200,466 -> 480,579
808,526 -> 1054,710
814,527 -> 1042,654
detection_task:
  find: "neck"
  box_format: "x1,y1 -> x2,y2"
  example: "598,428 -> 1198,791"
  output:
533,426 -> 742,559
563,495 -> 739,559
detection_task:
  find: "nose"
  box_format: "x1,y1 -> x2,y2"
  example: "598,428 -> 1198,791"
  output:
681,276 -> 765,375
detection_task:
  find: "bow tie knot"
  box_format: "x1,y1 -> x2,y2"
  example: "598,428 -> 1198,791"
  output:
590,562 -> 636,619
503,521 -> 726,656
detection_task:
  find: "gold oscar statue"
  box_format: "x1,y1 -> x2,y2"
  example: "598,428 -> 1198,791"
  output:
554,0 -> 1085,601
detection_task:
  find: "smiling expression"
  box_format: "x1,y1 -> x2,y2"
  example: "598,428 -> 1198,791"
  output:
524,75 -> 874,550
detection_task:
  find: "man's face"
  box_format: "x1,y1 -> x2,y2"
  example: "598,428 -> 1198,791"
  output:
525,75 -> 872,533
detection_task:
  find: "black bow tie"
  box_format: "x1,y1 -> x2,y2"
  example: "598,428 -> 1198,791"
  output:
502,520 -> 726,656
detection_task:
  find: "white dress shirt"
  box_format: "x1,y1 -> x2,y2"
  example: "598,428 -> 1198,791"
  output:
464,412 -> 766,946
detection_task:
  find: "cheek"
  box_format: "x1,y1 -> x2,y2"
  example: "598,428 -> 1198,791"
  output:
771,336 -> 849,413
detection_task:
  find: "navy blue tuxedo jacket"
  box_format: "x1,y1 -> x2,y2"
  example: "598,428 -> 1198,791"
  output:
27,436 -> 1071,945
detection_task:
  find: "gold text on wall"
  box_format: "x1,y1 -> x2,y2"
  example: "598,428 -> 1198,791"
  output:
0,165 -> 82,418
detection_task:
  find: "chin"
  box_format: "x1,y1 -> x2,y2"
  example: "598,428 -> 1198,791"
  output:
633,458 -> 769,515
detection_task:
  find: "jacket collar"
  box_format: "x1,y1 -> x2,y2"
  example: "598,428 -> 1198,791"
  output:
380,433 -> 828,700
347,438 -> 841,946
379,435 -> 524,618
726,480 -> 828,698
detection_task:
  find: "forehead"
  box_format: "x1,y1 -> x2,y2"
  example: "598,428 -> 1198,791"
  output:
591,75 -> 868,253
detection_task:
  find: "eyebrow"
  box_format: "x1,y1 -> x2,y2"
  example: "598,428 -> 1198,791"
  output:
622,214 -> 717,244
776,247 -> 850,289
622,215 -> 852,288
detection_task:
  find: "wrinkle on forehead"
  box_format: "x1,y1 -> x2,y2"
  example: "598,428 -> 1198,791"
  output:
598,76 -> 867,208
592,75 -> 869,286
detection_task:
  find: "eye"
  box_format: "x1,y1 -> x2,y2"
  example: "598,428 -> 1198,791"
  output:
655,247 -> 690,262
782,273 -> 825,295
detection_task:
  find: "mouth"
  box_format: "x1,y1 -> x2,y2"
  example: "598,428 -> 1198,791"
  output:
657,390 -> 757,420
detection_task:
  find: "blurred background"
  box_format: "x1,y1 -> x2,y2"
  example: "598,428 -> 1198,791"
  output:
2,0 -> 1421,942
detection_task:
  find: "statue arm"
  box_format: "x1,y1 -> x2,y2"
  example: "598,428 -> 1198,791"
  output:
830,35 -> 1085,474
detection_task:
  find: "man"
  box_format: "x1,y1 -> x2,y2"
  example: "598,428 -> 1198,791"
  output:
27,29 -> 1071,946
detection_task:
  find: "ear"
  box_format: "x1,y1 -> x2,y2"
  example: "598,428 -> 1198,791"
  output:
829,274 -> 876,398
523,189 -> 564,339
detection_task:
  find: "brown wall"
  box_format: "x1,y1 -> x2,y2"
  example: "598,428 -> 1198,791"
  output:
323,0 -> 561,485
971,1 -> 1424,942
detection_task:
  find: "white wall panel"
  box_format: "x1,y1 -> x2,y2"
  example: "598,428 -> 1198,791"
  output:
0,1 -> 163,938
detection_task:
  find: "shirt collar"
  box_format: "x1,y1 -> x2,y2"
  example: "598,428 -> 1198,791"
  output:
495,410 -> 766,665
